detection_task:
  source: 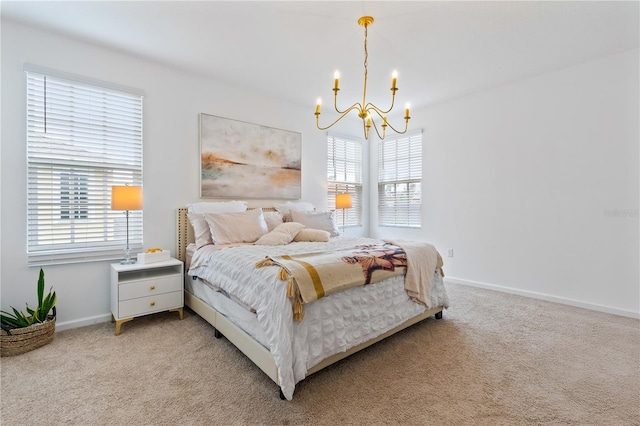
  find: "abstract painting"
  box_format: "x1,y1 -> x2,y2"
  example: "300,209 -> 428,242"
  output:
200,114 -> 302,199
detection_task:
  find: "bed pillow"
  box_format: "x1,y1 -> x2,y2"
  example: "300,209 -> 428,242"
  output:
187,211 -> 215,249
186,201 -> 248,248
290,210 -> 340,237
187,200 -> 247,214
255,222 -> 306,246
273,201 -> 314,222
293,228 -> 331,242
203,208 -> 268,244
263,211 -> 284,231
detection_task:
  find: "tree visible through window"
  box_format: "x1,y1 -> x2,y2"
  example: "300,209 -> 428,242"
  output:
26,68 -> 143,265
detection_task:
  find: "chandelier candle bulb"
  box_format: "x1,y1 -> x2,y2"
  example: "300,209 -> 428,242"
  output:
405,104 -> 411,120
334,71 -> 340,91
391,71 -> 397,90
315,99 -> 321,115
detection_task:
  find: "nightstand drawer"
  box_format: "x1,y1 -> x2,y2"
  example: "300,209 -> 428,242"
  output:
119,275 -> 182,301
118,291 -> 182,318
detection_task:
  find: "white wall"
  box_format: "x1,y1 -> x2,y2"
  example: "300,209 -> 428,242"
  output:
0,21 -> 330,329
372,49 -> 640,317
2,20 -> 638,329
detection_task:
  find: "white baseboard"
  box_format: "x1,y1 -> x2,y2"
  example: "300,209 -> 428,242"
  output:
55,313 -> 112,332
444,276 -> 640,319
53,278 -> 639,332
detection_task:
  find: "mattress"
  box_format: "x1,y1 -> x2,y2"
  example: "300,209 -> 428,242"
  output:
185,276 -> 269,348
188,237 -> 449,399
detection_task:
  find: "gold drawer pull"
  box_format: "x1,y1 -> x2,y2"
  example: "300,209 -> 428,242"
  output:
150,285 -> 156,290
150,301 -> 155,307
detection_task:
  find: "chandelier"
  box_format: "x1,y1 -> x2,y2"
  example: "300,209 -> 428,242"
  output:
314,16 -> 410,140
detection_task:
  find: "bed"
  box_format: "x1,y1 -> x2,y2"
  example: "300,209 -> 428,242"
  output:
176,206 -> 449,400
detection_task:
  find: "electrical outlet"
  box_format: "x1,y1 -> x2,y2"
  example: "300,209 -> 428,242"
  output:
447,248 -> 454,257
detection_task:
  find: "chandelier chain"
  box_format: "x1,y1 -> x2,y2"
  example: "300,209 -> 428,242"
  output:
363,24 -> 368,83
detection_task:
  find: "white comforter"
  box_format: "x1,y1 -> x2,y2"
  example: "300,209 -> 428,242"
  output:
188,237 -> 449,400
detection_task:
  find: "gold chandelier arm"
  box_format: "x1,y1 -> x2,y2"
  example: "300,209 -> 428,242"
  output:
364,89 -> 397,116
316,104 -> 363,131
365,108 -> 409,137
334,94 -> 362,115
368,117 -> 385,140
362,118 -> 370,140
380,116 -> 410,135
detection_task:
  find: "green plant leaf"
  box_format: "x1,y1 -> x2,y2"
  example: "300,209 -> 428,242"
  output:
1,269 -> 55,328
40,291 -> 56,319
37,268 -> 45,308
10,307 -> 30,327
1,312 -> 21,328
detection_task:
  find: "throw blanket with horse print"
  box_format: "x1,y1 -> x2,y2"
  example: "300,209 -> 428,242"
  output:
255,242 -> 443,321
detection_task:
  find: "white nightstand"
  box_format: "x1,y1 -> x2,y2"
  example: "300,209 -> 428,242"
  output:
110,258 -> 184,335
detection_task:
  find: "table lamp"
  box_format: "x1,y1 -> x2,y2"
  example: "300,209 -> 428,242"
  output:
335,193 -> 352,235
111,185 -> 143,264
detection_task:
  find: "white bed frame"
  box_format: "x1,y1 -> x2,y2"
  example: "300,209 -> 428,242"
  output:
176,207 -> 444,399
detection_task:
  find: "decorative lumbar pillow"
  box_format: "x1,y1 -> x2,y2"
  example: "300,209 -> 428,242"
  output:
255,222 -> 306,246
293,228 -> 331,242
290,210 -> 340,237
186,201 -> 248,248
203,208 -> 268,245
273,201 -> 314,222
263,211 -> 284,232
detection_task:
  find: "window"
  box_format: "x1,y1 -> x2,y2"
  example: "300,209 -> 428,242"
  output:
26,68 -> 143,265
378,131 -> 422,227
327,135 -> 363,227
60,173 -> 88,220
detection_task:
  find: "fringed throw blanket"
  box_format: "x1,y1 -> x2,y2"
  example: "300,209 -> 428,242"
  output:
256,242 -> 441,321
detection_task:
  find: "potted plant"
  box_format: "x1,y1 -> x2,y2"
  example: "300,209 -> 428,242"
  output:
1,268 -> 57,356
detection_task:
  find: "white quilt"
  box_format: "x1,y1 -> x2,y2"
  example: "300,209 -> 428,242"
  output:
188,237 -> 449,400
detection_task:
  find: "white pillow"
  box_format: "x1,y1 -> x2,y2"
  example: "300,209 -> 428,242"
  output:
273,201 -> 314,222
293,229 -> 330,242
255,222 -> 306,246
263,211 -> 284,231
186,201 -> 248,248
187,211 -> 214,249
187,200 -> 247,214
290,210 -> 340,237
203,208 -> 268,244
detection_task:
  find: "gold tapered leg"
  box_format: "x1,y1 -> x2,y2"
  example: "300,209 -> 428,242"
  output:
170,307 -> 184,320
114,318 -> 134,335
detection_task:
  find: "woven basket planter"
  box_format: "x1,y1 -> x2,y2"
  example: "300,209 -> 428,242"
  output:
1,308 -> 56,357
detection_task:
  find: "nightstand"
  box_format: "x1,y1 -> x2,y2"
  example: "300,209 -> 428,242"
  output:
110,258 -> 184,335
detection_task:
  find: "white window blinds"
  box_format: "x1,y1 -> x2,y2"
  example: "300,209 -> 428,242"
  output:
327,135 -> 363,227
378,132 -> 422,227
26,70 -> 143,265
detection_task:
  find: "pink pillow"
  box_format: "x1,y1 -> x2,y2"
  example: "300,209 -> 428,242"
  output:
203,208 -> 268,244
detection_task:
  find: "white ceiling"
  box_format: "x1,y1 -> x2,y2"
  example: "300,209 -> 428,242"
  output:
2,1 -> 639,116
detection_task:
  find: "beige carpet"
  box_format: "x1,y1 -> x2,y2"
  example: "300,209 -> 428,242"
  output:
1,282 -> 638,425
